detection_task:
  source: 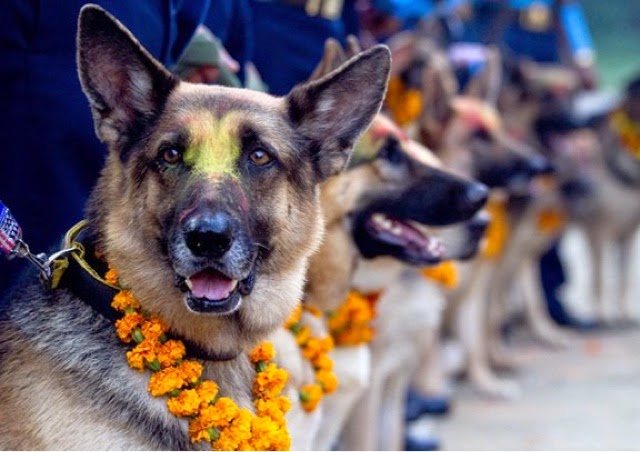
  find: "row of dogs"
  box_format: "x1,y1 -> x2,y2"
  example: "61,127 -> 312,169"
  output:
1,4 -> 639,450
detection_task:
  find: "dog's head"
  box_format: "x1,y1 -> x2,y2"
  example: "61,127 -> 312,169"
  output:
384,39 -> 554,202
305,115 -> 488,309
347,123 -> 488,265
307,39 -> 488,264
77,5 -> 390,355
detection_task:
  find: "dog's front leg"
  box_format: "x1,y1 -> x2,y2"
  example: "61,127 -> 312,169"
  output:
585,226 -> 613,323
341,367 -> 385,450
455,261 -> 520,400
520,257 -> 574,347
411,325 -> 447,398
379,370 -> 413,451
617,231 -> 638,322
313,345 -> 371,450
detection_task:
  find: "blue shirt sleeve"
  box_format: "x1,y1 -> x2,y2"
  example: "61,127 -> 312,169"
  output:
372,0 -> 434,22
559,1 -> 594,59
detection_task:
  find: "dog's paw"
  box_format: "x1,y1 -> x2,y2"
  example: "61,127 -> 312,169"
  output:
472,372 -> 521,400
489,346 -> 520,372
538,327 -> 576,349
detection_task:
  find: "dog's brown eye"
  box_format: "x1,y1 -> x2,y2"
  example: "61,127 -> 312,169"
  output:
249,149 -> 272,166
162,147 -> 182,164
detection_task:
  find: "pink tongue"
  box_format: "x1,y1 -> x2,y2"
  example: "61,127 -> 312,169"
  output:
188,269 -> 236,301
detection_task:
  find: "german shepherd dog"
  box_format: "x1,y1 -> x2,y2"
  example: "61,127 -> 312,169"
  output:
535,76 -> 640,324
0,6 -> 391,450
382,35 -> 556,400
272,38 -> 488,450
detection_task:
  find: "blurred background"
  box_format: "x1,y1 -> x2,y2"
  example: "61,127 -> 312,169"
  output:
583,0 -> 640,89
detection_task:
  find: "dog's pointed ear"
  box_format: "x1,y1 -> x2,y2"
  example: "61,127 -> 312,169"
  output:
286,45 -> 391,181
76,5 -> 177,146
308,38 -> 346,82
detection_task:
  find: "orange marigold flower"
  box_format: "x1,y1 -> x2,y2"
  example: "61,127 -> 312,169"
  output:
216,408 -> 252,450
179,360 -> 203,385
276,395 -> 292,415
115,312 -> 144,343
295,325 -> 311,346
328,291 -> 377,346
167,388 -> 202,417
148,367 -> 186,397
421,261 -> 459,289
254,398 -> 285,422
316,369 -> 339,394
299,383 -> 323,412
303,304 -> 322,318
157,339 -> 186,368
253,363 -> 288,398
301,337 -> 326,361
319,336 -> 334,353
111,290 -> 141,312
104,267 -> 119,286
283,304 -> 303,330
196,380 -> 219,407
482,197 -> 510,259
536,208 -> 566,234
141,315 -> 169,341
311,353 -> 334,371
188,417 -> 212,443
126,339 -> 157,371
272,429 -> 292,451
200,397 -> 240,429
213,429 -> 240,451
249,415 -> 282,450
249,341 -> 276,364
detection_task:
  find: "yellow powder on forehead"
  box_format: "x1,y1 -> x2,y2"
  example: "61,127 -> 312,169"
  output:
182,111 -> 242,177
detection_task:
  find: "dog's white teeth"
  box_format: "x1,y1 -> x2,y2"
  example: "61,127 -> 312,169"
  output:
230,280 -> 239,290
185,278 -> 193,290
372,213 -> 392,230
428,238 -> 442,254
390,225 -> 403,236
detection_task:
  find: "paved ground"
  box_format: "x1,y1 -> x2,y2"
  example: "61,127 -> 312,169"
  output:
437,328 -> 640,450
434,228 -> 640,450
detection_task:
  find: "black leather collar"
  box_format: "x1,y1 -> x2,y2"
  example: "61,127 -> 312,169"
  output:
54,221 -> 234,362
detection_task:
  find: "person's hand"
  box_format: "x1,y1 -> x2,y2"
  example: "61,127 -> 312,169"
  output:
575,64 -> 599,91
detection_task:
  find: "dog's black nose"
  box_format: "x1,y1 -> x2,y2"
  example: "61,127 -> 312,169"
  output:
460,182 -> 489,212
183,211 -> 234,259
528,155 -> 555,176
468,211 -> 490,236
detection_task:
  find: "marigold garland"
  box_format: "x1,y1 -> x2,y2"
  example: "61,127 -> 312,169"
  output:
610,109 -> 640,160
107,267 -> 291,450
420,261 -> 459,289
327,290 -> 380,347
385,76 -> 423,127
284,304 -> 338,412
536,208 -> 567,234
482,197 -> 510,259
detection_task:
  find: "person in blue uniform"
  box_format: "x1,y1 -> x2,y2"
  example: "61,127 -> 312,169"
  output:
0,1 -> 211,298
248,0 -> 356,95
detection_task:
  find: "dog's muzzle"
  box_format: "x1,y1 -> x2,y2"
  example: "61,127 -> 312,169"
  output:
170,207 -> 257,315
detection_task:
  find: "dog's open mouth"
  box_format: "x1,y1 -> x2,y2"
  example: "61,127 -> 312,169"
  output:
363,213 -> 445,264
178,268 -> 245,315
